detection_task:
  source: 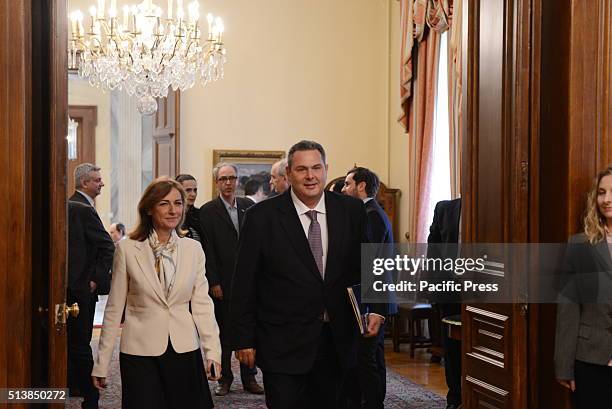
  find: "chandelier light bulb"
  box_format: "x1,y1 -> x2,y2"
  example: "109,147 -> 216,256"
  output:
122,5 -> 129,28
89,6 -> 97,17
97,0 -> 105,18
188,1 -> 199,23
177,0 -> 184,19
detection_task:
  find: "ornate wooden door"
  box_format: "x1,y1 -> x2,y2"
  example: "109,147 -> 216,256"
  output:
460,0 -> 532,407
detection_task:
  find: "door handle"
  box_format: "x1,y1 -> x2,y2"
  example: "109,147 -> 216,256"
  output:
54,302 -> 80,325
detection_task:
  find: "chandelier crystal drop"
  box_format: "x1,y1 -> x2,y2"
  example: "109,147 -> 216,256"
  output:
69,0 -> 227,115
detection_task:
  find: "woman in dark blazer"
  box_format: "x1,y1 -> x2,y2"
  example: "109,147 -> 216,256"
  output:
555,167 -> 612,409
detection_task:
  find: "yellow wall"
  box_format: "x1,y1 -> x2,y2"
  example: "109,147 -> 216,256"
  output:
387,0 -> 411,241
180,0 -> 392,205
68,76 -> 113,228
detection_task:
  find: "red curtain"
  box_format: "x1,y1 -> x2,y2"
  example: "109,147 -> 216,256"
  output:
399,0 -> 459,242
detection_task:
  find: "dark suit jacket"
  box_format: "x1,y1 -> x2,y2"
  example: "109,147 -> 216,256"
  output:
199,196 -> 254,294
427,198 -> 461,245
68,200 -> 115,296
229,190 -> 380,374
363,198 -> 396,315
554,233 -> 612,380
182,205 -> 205,246
427,198 -> 461,308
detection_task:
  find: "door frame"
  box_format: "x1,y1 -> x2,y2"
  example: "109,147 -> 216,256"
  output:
47,0 -> 69,399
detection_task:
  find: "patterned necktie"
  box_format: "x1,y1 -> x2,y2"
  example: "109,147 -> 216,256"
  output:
306,210 -> 324,278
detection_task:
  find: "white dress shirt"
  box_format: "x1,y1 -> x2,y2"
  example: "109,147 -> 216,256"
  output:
290,190 -> 328,276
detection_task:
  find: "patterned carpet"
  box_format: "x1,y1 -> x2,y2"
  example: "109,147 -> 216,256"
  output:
67,338 -> 445,409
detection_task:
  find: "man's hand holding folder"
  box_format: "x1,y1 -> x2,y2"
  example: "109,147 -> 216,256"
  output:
347,285 -> 384,338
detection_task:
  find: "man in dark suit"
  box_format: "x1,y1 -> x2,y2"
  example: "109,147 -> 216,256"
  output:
244,178 -> 266,204
69,163 -> 113,295
68,163 -> 114,409
199,163 -> 263,396
269,158 -> 290,195
230,141 -> 387,409
342,166 -> 396,409
427,198 -> 462,409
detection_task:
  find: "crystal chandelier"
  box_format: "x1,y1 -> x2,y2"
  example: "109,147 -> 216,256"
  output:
69,0 -> 227,115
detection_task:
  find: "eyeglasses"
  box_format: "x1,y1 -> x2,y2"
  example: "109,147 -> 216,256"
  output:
217,176 -> 238,183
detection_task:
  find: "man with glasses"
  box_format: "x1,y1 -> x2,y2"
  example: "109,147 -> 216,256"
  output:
199,162 -> 263,396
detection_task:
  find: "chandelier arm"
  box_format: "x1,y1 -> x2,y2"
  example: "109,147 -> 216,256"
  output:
184,40 -> 197,58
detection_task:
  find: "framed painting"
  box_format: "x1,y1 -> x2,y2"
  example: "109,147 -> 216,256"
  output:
212,149 -> 285,198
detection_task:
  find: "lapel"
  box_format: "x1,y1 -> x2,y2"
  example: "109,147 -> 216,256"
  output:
213,197 -> 238,235
70,191 -> 104,224
133,240 -> 168,305
324,191 -> 345,284
277,191 -> 323,282
70,191 -> 88,205
237,198 -> 249,228
451,198 -> 461,232
593,240 -> 612,272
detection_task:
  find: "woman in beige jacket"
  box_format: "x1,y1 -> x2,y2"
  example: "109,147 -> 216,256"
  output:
92,177 -> 221,409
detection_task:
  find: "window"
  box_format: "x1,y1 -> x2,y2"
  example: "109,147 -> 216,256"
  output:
424,31 -> 451,232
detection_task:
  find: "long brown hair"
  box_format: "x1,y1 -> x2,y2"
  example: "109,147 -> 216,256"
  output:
583,166 -> 612,244
129,177 -> 187,241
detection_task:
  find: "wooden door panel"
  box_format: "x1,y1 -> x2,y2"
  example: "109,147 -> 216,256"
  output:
467,307 -> 507,367
0,1 -> 33,402
476,0 -> 505,244
152,91 -> 180,178
465,378 -> 509,409
67,106 -> 97,197
462,0 -> 531,408
154,136 -> 176,178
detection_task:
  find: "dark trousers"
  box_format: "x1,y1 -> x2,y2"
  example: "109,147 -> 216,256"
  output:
574,360 -> 612,409
443,335 -> 461,405
346,323 -> 387,409
215,298 -> 257,385
221,344 -> 258,384
67,290 -> 99,409
263,324 -> 342,409
119,341 -> 213,409
440,304 -> 461,406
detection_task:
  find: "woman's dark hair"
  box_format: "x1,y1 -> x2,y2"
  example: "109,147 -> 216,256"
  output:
176,174 -> 196,183
130,177 -> 187,241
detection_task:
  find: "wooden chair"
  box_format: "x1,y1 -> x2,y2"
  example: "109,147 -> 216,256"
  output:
391,303 -> 434,358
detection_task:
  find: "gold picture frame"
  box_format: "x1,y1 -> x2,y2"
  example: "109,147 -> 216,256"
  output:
211,149 -> 286,198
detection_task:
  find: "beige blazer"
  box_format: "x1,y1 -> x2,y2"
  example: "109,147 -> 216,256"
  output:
92,237 -> 221,378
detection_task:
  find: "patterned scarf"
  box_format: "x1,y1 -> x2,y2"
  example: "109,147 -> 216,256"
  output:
148,230 -> 178,298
